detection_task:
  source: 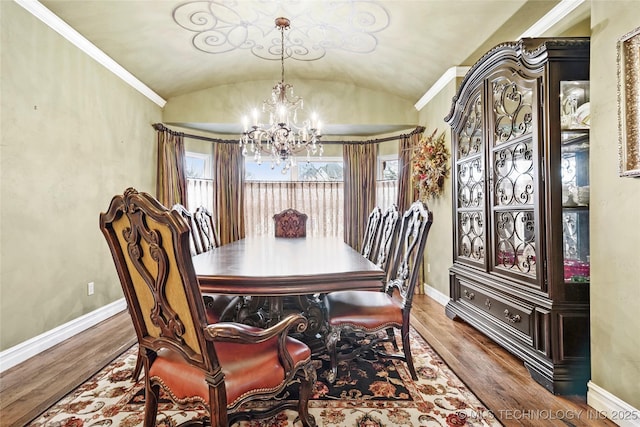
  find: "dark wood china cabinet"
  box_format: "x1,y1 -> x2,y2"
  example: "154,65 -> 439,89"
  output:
445,38 -> 591,395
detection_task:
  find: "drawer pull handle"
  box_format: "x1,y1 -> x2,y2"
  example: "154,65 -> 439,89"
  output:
463,289 -> 475,300
504,309 -> 521,323
485,299 -> 492,309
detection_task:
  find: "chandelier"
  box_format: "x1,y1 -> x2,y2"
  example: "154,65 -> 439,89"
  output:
240,17 -> 322,172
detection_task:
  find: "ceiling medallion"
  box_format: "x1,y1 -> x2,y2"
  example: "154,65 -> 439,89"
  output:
172,1 -> 390,60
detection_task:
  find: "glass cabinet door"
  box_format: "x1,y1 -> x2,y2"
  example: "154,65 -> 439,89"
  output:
560,81 -> 590,284
455,93 -> 485,266
489,74 -> 539,283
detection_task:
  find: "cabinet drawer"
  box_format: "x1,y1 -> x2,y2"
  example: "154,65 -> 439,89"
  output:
457,280 -> 533,338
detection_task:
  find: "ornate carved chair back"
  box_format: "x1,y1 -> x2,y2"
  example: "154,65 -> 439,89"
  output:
100,189 -> 217,375
99,188 -> 316,427
323,200 -> 433,384
194,206 -> 221,251
172,203 -> 202,255
361,206 -> 382,261
386,200 -> 433,309
374,204 -> 401,273
273,208 -> 308,238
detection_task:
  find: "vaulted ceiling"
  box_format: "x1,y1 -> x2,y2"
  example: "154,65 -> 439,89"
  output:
34,0 -> 590,136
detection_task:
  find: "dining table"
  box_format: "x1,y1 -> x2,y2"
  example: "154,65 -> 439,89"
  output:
192,236 -> 385,338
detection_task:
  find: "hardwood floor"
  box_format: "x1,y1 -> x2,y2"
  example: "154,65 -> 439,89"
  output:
0,313 -> 136,427
0,295 -> 612,427
411,295 -> 613,427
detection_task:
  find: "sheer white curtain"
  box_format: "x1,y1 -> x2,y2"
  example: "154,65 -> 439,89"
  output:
377,180 -> 398,212
244,181 -> 344,237
187,179 -> 397,239
187,178 -> 398,238
186,178 -> 214,212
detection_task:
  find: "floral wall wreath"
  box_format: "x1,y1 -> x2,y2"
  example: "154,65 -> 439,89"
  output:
411,129 -> 450,200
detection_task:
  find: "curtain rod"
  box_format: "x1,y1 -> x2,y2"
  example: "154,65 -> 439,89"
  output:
152,123 -> 235,143
152,123 -> 424,145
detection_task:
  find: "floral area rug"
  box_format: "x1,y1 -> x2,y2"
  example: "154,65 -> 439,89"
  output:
29,328 -> 501,426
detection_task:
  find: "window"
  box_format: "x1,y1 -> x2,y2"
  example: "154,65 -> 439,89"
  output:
298,161 -> 343,181
245,161 -> 291,181
244,156 -> 344,237
245,157 -> 343,182
379,156 -> 399,180
377,155 -> 399,209
187,150 -> 399,239
185,152 -> 212,179
185,152 -> 213,211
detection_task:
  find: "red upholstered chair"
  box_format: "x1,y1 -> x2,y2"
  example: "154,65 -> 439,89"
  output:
361,206 -> 382,261
273,208 -> 308,238
99,188 -> 316,427
323,200 -> 432,383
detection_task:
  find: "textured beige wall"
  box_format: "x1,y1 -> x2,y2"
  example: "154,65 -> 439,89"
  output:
589,1 -> 640,409
416,81 -> 458,297
163,80 -> 418,127
0,2 -> 160,350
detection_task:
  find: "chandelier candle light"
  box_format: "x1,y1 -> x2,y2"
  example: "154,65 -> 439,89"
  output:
240,17 -> 322,172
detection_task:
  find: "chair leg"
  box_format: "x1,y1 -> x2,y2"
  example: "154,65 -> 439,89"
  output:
386,327 -> 399,351
325,329 -> 340,384
401,325 -> 417,380
132,350 -> 143,382
144,382 -> 160,427
297,363 -> 318,427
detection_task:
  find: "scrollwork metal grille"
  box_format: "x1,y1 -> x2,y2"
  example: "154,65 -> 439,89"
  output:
458,95 -> 483,159
495,210 -> 536,276
456,93 -> 485,263
494,140 -> 534,206
459,211 -> 484,261
493,77 -> 533,145
458,158 -> 484,208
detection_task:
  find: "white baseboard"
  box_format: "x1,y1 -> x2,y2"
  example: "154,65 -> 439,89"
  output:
587,381 -> 640,426
0,298 -> 127,373
423,282 -> 450,306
